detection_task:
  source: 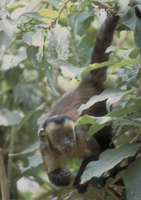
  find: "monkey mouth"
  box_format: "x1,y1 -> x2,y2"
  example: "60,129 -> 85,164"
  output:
61,146 -> 74,156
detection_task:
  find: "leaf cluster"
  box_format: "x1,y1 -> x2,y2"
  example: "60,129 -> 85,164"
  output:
0,0 -> 141,200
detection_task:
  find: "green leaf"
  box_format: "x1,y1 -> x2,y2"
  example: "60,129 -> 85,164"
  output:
9,141 -> 39,156
38,9 -> 67,25
8,3 -> 27,19
5,67 -> 23,86
22,32 -> 35,45
38,9 -> 60,18
0,110 -> 22,126
44,61 -> 59,97
76,115 -> 141,139
10,46 -> 27,67
8,3 -> 25,13
134,18 -> 141,55
6,103 -> 45,140
123,157 -> 141,200
45,25 -> 69,63
61,63 -> 85,79
82,143 -> 141,182
53,25 -> 69,61
75,115 -> 96,126
32,29 -> 44,47
1,17 -> 18,37
23,30 -> 44,47
28,154 -> 42,167
108,59 -> 141,77
119,7 -> 136,31
0,31 -> 11,60
23,12 -> 45,19
46,0 -> 60,8
75,11 -> 94,34
21,154 -> 43,173
27,46 -> 43,68
77,88 -> 126,114
23,30 -> 44,62
81,60 -> 117,76
129,48 -> 140,59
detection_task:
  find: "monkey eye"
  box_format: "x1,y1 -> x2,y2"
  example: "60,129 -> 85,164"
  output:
56,134 -> 62,140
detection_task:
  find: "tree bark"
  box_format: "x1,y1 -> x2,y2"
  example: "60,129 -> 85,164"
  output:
0,151 -> 10,200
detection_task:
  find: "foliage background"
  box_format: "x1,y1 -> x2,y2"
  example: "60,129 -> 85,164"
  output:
0,0 -> 141,200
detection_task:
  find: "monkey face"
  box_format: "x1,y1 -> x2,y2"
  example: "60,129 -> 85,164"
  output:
38,115 -> 76,157
51,127 -> 76,156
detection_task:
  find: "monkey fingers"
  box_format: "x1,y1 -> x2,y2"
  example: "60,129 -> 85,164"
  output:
48,168 -> 71,187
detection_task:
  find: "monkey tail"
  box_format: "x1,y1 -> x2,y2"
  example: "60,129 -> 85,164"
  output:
90,13 -> 119,83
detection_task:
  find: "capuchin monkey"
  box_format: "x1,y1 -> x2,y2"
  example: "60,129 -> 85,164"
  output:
38,13 -> 119,193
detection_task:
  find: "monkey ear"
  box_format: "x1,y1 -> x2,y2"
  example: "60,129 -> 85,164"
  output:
38,128 -> 46,141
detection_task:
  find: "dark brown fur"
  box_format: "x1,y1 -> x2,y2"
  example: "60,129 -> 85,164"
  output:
38,13 -> 119,190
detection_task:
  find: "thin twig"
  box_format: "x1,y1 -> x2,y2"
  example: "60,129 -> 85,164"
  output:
0,151 -> 10,200
48,0 -> 71,30
106,186 -> 121,200
89,0 -> 113,10
63,189 -> 77,200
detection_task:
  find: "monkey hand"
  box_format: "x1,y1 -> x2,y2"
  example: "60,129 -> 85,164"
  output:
73,180 -> 89,194
48,168 -> 71,187
73,176 -> 104,193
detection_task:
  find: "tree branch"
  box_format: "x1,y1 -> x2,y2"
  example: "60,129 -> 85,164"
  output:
0,151 -> 10,200
106,186 -> 121,200
48,0 -> 71,30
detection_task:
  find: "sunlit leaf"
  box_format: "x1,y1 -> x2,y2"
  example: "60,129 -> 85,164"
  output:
0,31 -> 11,60
8,3 -> 25,12
76,114 -> 141,139
6,103 -> 45,140
80,61 -> 117,76
8,2 -> 27,19
61,63 -> 85,79
1,17 -> 19,37
23,12 -> 45,19
38,9 -> 67,25
108,59 -> 141,77
45,25 -> 69,63
82,143 -> 141,182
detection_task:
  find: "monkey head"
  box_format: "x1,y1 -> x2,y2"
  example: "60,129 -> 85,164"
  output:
38,115 -> 76,157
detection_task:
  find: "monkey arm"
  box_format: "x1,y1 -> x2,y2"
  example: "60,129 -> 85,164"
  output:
73,154 -> 99,187
41,151 -> 71,187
